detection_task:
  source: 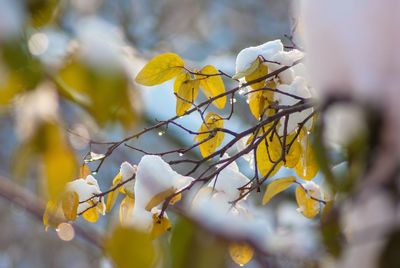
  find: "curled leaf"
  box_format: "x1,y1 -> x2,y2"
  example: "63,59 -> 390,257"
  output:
119,196 -> 135,225
106,173 -> 123,213
79,164 -> 91,178
61,191 -> 79,221
295,132 -> 319,180
173,73 -> 200,116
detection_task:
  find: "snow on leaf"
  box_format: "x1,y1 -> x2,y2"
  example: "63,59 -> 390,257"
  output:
119,161 -> 136,196
88,151 -> 105,162
275,77 -> 313,135
295,185 -> 320,219
66,175 -> 104,222
134,155 -> 193,214
233,56 -> 260,80
235,40 -> 283,78
145,187 -> 176,211
106,161 -> 137,213
208,155 -> 250,201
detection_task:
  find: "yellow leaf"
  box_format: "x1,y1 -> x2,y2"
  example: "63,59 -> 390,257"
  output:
119,196 -> 135,225
151,214 -> 172,239
106,190 -> 120,214
135,53 -> 184,86
105,226 -> 155,268
232,59 -> 260,80
195,65 -> 226,109
244,60 -> 276,120
43,199 -> 64,230
79,164 -> 91,178
0,72 -> 25,105
256,133 -> 282,177
145,187 -> 176,211
61,191 -> 79,221
42,124 -> 78,200
245,59 -> 268,90
169,193 -> 182,205
174,73 -> 199,116
262,176 -> 296,205
321,201 -> 333,222
229,243 -> 254,266
96,201 -> 105,215
295,132 -> 319,180
28,0 -> 58,27
284,133 -> 301,168
247,80 -> 276,120
57,59 -> 135,127
106,173 -> 123,213
82,201 -> 100,223
195,112 -> 224,157
295,186 -> 320,218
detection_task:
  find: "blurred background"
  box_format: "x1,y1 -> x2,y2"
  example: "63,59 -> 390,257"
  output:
0,0 -> 296,267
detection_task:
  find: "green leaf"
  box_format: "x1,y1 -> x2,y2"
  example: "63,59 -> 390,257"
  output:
170,218 -> 195,268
